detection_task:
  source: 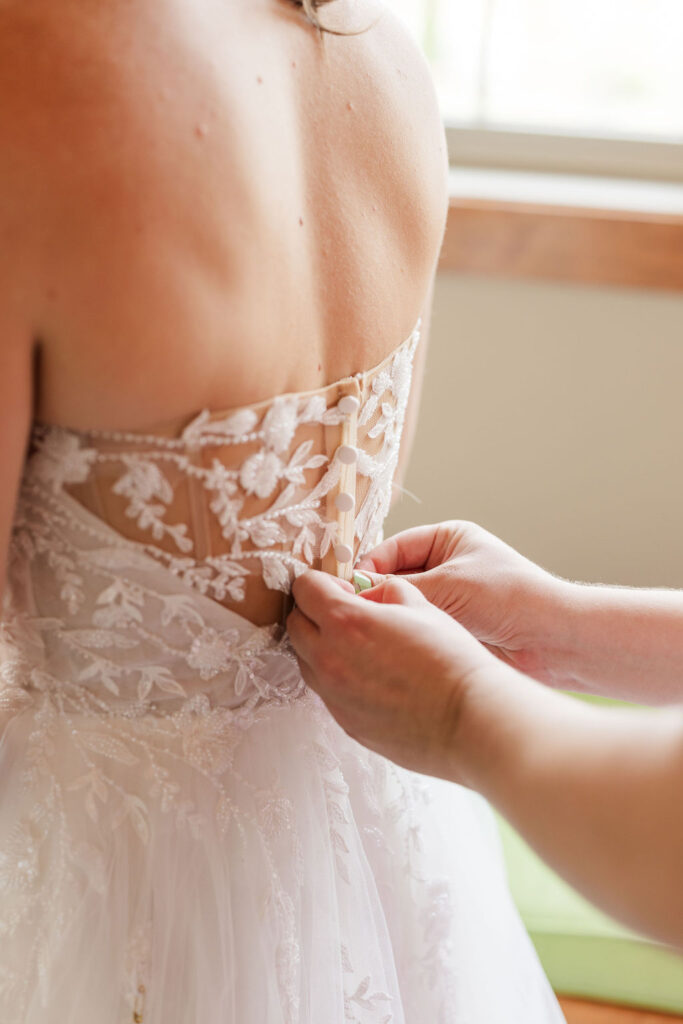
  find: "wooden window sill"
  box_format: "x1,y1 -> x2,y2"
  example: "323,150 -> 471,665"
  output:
439,169 -> 683,291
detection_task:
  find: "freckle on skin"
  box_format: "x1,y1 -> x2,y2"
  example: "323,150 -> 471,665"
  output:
257,76 -> 263,84
291,60 -> 297,68
298,217 -> 304,226
194,123 -> 208,139
346,101 -> 353,111
317,363 -> 322,372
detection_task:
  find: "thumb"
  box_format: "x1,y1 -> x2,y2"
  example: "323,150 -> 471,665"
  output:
356,524 -> 438,575
355,566 -> 445,608
394,566 -> 446,607
360,574 -> 431,609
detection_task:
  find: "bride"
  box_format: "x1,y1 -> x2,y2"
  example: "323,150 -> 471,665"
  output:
0,0 -> 565,1020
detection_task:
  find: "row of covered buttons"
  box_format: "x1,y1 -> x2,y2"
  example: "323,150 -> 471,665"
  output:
333,393 -> 361,569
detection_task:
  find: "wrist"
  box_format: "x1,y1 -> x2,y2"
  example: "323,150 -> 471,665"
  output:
542,581 -> 683,703
522,576 -> 595,691
446,653 -> 584,811
445,657 -> 528,795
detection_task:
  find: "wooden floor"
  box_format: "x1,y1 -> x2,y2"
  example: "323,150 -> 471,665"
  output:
559,998 -> 683,1023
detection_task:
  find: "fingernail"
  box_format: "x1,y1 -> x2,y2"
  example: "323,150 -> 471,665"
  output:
352,571 -> 373,594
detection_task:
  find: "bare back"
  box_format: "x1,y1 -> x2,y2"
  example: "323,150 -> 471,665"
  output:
1,0 -> 448,431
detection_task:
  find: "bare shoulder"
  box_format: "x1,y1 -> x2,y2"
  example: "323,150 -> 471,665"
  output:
0,1 -> 57,117
362,0 -> 444,100
0,2 -> 42,312
326,0 -> 443,100
334,0 -> 449,179
0,2 -> 62,246
337,0 -> 449,249
319,0 -> 449,273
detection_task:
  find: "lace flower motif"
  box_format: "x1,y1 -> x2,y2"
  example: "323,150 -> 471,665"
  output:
27,430 -> 97,493
390,344 -> 414,410
262,398 -> 299,454
239,451 -> 283,499
187,627 -> 241,680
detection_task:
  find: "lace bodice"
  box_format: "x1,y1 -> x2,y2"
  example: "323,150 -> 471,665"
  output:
24,320 -> 421,627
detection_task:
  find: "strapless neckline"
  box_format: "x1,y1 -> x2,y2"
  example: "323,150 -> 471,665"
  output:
33,318 -> 422,444
24,316 -> 422,624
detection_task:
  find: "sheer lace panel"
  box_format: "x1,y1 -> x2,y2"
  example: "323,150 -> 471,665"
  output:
25,321 -> 421,627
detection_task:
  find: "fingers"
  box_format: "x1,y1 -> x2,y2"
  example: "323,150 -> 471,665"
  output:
353,569 -> 385,588
357,524 -> 440,575
360,574 -> 430,609
390,565 -> 443,605
291,570 -> 355,626
285,605 -> 319,665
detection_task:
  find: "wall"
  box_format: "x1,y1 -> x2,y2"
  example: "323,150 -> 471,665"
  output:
387,273 -> 683,588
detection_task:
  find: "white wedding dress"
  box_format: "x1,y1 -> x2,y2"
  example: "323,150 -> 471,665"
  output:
0,318 -> 565,1023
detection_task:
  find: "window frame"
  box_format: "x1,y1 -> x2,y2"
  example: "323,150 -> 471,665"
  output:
445,124 -> 683,184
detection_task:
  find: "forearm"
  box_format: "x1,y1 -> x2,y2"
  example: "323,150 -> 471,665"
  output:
453,662 -> 683,947
541,580 -> 683,704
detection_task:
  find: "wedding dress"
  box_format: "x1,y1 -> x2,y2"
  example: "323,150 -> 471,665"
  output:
0,317 -> 565,1023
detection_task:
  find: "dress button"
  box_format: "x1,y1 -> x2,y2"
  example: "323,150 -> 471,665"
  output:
338,394 -> 360,416
337,444 -> 358,465
334,543 -> 354,564
334,491 -> 355,513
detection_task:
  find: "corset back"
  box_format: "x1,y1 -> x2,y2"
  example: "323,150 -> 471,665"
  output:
25,320 -> 420,625
2,322 -> 420,718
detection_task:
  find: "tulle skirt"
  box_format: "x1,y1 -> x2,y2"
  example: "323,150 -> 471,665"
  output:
0,485 -> 564,1023
0,680 -> 564,1024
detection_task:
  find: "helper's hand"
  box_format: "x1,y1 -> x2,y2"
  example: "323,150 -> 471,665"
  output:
289,565 -> 683,952
287,569 -> 502,782
358,521 -> 571,686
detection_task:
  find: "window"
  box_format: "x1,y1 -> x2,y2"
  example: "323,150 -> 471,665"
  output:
391,0 -> 683,179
